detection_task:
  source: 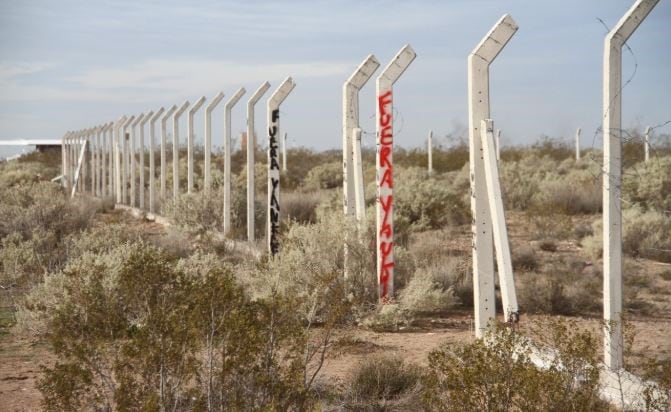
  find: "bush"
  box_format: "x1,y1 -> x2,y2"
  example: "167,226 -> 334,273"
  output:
30,243 -> 317,411
280,190 -> 322,224
423,321 -> 607,411
581,206 -> 671,263
345,355 -> 422,410
303,161 -> 342,190
399,268 -> 459,314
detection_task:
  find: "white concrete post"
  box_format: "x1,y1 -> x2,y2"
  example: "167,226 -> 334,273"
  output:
101,123 -> 109,196
107,123 -> 114,197
343,55 -> 380,219
139,111 -> 153,210
173,100 -> 190,198
149,108 -> 165,214
282,132 -> 288,172
246,81 -> 271,242
644,126 -> 651,162
223,87 -> 246,235
576,127 -> 582,161
343,55 -> 380,280
481,119 -> 519,322
352,128 -> 366,222
160,105 -> 177,202
72,138 -> 88,198
266,77 -> 296,255
427,130 -> 433,175
495,129 -> 501,160
375,44 -> 416,301
130,114 -> 145,207
96,125 -> 103,196
603,0 -> 659,371
83,129 -> 90,193
204,91 -> 225,194
187,96 -> 206,193
121,116 -> 136,205
113,116 -> 127,203
61,132 -> 70,189
91,127 -> 98,196
468,14 -> 518,338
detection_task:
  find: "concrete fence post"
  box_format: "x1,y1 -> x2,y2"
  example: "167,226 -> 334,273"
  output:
188,96 -> 206,193
247,81 -> 271,242
130,114 -> 145,207
139,112 -> 153,210
480,119 -> 518,323
427,130 -> 433,175
223,87 -> 246,235
375,44 -> 416,301
468,14 -> 518,338
173,100 -> 190,198
576,127 -> 582,161
121,116 -> 136,205
160,105 -> 177,203
266,77 -> 296,255
343,55 -> 380,279
495,129 -> 501,160
644,126 -> 651,162
602,0 -> 659,371
113,116 -> 128,203
61,131 -> 70,189
149,108 -> 165,214
204,91 -> 225,194
352,128 -> 365,222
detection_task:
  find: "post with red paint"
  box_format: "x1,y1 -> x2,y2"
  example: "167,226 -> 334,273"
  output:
375,45 -> 416,301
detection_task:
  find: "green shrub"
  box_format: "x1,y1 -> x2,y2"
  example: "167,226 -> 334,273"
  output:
399,268 -> 459,314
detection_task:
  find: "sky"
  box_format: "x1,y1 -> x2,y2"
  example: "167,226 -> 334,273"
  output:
0,0 -> 670,159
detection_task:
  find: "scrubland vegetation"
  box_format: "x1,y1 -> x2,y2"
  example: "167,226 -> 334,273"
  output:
1,132 -> 671,410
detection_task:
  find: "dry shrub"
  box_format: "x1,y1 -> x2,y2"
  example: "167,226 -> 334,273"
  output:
345,355 -> 422,410
280,190 -> 323,224
423,320 -> 607,411
512,246 -> 539,272
581,206 -> 671,263
302,161 -> 342,190
398,268 -> 459,314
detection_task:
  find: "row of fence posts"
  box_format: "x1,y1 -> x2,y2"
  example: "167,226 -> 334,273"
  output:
61,78 -> 295,253
60,0 -> 660,375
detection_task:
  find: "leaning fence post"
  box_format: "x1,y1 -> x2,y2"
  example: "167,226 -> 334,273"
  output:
468,14 -> 518,338
188,96 -> 206,193
602,0 -> 659,371
480,119 -> 518,323
204,92 -> 225,194
375,44 -> 416,301
160,105 -> 177,203
139,112 -> 153,210
644,126 -> 651,162
149,108 -> 165,214
223,87 -> 246,235
173,100 -> 190,198
246,81 -> 271,242
266,77 -> 296,255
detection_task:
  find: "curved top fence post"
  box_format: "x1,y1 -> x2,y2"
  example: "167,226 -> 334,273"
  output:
223,87 -> 246,235
246,81 -> 271,242
468,14 -> 518,338
204,91 -> 225,194
602,0 -> 659,371
188,96 -> 206,193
